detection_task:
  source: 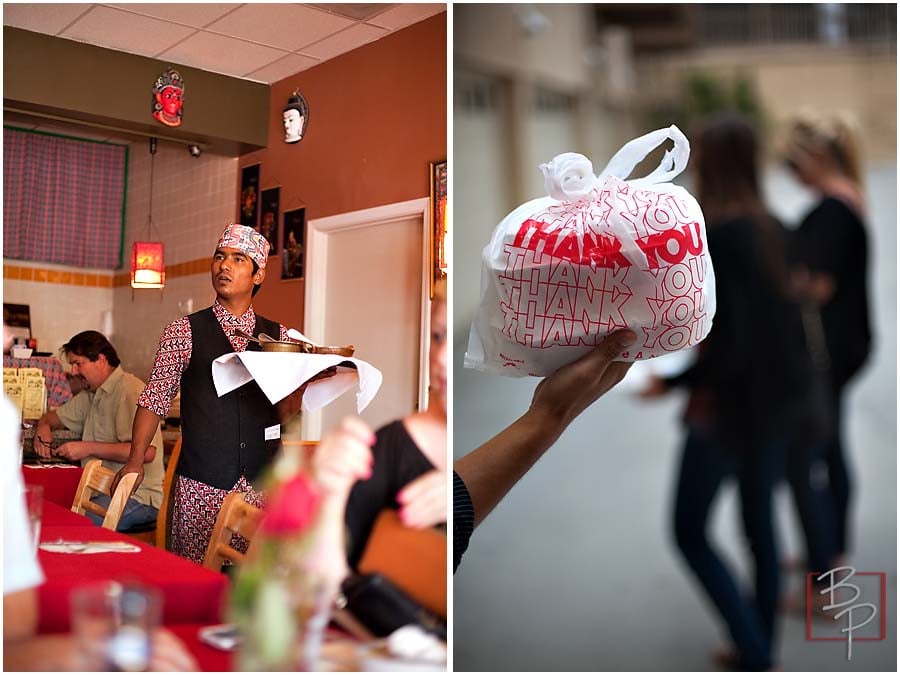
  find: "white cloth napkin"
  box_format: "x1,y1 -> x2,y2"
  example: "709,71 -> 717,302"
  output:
39,541 -> 141,554
386,625 -> 446,663
23,464 -> 82,470
211,343 -> 383,413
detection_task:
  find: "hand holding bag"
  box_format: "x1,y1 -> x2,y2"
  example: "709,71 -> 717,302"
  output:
465,125 -> 717,377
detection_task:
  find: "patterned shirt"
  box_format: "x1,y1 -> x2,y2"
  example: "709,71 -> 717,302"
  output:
138,301 -> 287,418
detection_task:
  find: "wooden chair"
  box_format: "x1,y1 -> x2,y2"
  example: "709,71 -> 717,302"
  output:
154,436 -> 182,549
358,509 -> 447,619
119,436 -> 182,547
202,491 -> 265,571
71,459 -> 140,531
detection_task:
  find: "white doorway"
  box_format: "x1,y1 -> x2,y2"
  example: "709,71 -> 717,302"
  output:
303,198 -> 431,439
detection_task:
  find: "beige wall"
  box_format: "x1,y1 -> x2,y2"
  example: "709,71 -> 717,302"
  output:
635,45 -> 897,160
455,4 -> 594,93
3,267 -> 114,357
112,142 -> 238,380
242,14 -> 446,335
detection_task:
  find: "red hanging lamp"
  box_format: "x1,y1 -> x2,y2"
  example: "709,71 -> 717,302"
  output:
131,137 -> 165,289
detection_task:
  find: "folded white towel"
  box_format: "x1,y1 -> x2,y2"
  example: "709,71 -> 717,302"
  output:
211,352 -> 383,413
39,541 -> 141,554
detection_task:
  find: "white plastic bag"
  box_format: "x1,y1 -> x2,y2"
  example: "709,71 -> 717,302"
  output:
465,125 -> 716,377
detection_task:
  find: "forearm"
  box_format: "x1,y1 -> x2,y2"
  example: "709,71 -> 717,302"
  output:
454,409 -> 563,529
126,407 -> 163,465
36,411 -> 64,433
62,441 -> 158,463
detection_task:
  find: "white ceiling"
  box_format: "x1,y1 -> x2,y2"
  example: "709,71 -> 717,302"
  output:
3,2 -> 446,83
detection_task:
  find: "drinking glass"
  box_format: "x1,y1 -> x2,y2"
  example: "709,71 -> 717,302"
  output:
23,485 -> 43,555
71,582 -> 162,672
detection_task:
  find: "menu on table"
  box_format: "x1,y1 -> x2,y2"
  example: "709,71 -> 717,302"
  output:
4,367 -> 46,420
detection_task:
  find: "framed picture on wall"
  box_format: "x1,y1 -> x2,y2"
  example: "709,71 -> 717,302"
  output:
258,187 -> 280,255
430,160 -> 448,296
239,164 -> 260,228
281,207 -> 306,280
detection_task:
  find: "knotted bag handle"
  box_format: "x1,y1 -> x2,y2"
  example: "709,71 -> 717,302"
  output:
598,124 -> 690,186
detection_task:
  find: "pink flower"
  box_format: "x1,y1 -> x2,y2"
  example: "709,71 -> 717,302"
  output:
260,473 -> 321,537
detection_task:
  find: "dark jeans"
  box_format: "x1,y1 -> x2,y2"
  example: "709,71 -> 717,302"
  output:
87,494 -> 158,531
786,386 -> 851,576
673,428 -> 783,671
824,391 -> 852,556
785,437 -> 838,575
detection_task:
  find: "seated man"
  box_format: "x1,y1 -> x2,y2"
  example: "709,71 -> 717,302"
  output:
35,331 -> 163,530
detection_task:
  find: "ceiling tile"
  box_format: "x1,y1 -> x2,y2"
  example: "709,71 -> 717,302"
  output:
61,5 -> 197,58
3,3 -> 93,34
245,53 -> 322,84
107,4 -> 238,28
206,4 -> 353,52
302,23 -> 388,61
367,3 -> 445,31
158,30 -> 290,79
309,4 -> 396,22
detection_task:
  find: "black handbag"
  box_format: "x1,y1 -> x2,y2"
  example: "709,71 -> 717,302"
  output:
334,573 -> 446,641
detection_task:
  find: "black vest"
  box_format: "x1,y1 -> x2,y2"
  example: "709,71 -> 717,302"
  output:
179,308 -> 281,489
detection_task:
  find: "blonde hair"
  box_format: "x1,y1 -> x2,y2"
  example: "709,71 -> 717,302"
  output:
783,111 -> 864,186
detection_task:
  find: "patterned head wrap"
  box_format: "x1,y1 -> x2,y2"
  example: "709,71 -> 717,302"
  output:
215,223 -> 269,269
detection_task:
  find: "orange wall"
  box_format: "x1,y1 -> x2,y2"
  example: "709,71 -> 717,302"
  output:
244,13 -> 447,330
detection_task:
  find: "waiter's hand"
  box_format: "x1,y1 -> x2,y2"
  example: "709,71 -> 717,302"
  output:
276,367 -> 340,422
111,460 -> 144,497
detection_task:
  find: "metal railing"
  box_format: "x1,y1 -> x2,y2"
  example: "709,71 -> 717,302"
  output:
699,3 -> 895,47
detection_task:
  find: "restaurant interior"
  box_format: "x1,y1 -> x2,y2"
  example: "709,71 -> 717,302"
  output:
3,3 -> 447,671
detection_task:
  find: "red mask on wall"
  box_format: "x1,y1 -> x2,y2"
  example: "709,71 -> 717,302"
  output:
152,69 -> 184,127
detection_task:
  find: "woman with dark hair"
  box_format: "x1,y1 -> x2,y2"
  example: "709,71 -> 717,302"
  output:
641,114 -> 814,670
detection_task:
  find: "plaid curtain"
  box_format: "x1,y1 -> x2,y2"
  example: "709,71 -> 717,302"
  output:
3,127 -> 126,269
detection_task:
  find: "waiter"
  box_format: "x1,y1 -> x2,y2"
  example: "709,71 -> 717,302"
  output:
115,223 -> 317,563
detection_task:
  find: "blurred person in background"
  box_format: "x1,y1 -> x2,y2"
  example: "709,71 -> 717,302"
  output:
313,278 -> 448,569
34,331 -> 164,531
641,114 -> 816,671
781,113 -> 872,581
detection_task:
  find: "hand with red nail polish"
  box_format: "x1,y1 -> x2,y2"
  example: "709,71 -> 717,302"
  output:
311,416 -> 376,497
396,469 -> 448,529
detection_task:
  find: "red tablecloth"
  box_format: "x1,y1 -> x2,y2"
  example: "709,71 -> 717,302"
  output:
40,501 -> 93,527
4,354 -> 73,408
36,501 -> 229,634
23,465 -> 84,508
